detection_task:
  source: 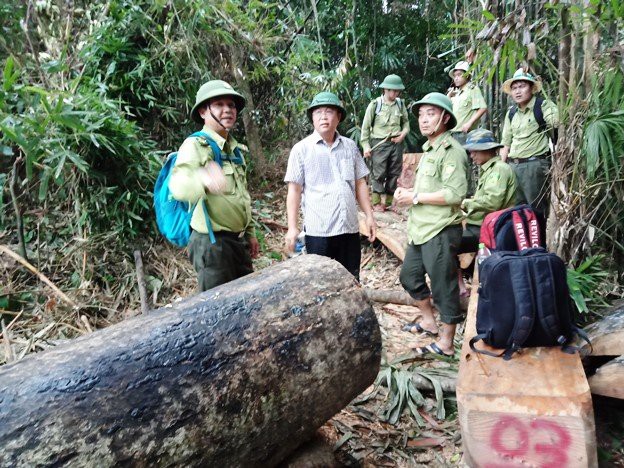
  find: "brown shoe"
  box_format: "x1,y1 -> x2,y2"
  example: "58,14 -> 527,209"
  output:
373,204 -> 386,212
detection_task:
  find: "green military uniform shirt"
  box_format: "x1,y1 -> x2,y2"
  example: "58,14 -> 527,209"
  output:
360,97 -> 410,152
407,132 -> 468,245
450,82 -> 487,132
168,127 -> 253,236
501,96 -> 559,159
463,156 -> 517,226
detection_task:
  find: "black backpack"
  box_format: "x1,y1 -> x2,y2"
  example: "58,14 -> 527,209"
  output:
508,96 -> 558,145
470,248 -> 590,360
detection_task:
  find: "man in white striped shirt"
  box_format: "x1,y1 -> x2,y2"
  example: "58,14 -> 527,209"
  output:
284,92 -> 376,280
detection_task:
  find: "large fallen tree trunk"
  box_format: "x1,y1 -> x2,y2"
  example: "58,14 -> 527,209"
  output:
0,255 -> 381,467
588,355 -> 624,400
583,302 -> 624,356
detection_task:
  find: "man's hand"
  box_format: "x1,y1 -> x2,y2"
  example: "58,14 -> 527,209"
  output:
461,123 -> 471,134
500,146 -> 509,162
201,161 -> 227,194
248,236 -> 260,259
391,133 -> 406,144
364,213 -> 376,242
363,149 -> 372,158
394,187 -> 415,206
285,227 -> 300,253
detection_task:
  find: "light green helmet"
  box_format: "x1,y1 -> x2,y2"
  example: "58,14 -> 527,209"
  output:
306,91 -> 347,122
502,68 -> 542,95
412,92 -> 457,130
379,74 -> 405,90
190,80 -> 246,124
463,128 -> 503,151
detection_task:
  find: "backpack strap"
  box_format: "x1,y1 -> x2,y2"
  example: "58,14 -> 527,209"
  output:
504,258 -> 537,359
511,210 -> 530,250
201,199 -> 217,244
533,256 -> 566,345
469,333 -> 506,358
508,105 -> 518,123
533,96 -> 546,134
522,208 -> 542,247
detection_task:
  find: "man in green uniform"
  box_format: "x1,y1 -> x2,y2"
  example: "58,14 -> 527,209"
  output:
169,80 -> 259,292
360,74 -> 410,211
500,69 -> 559,218
394,92 -> 468,357
447,61 -> 488,145
459,128 -> 517,253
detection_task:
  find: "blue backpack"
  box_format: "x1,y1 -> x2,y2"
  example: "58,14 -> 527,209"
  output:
153,131 -> 244,247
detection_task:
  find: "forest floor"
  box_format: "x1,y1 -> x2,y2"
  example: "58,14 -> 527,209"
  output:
2,188 -> 624,466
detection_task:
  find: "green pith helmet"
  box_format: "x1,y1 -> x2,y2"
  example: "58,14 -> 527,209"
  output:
412,92 -> 457,129
190,80 -> 246,124
379,74 -> 405,91
306,91 -> 347,122
502,68 -> 543,95
449,61 -> 470,78
463,128 -> 503,151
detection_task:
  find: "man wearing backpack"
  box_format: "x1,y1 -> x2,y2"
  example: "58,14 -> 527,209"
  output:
360,75 -> 410,212
500,69 -> 559,219
284,92 -> 376,281
168,80 -> 259,292
394,93 -> 468,357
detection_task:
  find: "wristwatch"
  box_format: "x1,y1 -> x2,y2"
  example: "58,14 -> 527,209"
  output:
412,193 -> 419,205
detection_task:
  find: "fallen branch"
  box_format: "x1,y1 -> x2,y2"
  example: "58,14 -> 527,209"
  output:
364,288 -> 418,306
0,245 -> 78,309
133,250 -> 149,315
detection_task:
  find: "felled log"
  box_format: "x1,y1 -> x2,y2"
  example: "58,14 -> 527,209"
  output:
457,270 -> 598,468
583,302 -> 624,356
0,255 -> 381,467
358,210 -> 407,260
588,355 -> 624,399
364,288 -> 418,306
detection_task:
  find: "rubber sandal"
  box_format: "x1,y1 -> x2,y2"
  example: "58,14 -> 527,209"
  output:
401,322 -> 438,337
412,342 -> 454,358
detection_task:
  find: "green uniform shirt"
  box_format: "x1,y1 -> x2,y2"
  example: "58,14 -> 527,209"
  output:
168,127 -> 253,236
501,96 -> 559,159
463,156 -> 517,226
450,83 -> 487,132
407,132 -> 468,245
360,97 -> 410,152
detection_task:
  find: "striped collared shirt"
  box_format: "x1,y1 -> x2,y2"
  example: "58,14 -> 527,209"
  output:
285,131 -> 369,236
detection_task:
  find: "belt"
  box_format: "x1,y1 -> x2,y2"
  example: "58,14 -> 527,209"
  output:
214,230 -> 245,239
509,152 -> 551,164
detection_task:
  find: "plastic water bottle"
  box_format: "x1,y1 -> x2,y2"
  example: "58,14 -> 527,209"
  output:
476,242 -> 491,266
291,233 -> 306,257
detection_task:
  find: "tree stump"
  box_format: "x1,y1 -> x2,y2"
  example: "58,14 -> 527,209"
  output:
457,271 -> 598,468
0,255 -> 381,467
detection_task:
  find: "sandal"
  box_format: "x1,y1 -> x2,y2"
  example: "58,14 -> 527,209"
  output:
412,342 -> 454,358
401,322 -> 438,337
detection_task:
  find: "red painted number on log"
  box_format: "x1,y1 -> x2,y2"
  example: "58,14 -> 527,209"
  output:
485,416 -> 572,468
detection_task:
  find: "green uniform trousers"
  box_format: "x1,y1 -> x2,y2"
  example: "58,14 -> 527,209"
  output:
188,230 -> 253,292
399,225 -> 463,325
370,139 -> 403,195
510,157 -> 551,218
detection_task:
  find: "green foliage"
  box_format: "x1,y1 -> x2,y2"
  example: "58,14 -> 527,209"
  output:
567,256 -> 611,315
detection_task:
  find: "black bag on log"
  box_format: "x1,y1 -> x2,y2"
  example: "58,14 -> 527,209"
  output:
470,248 -> 590,360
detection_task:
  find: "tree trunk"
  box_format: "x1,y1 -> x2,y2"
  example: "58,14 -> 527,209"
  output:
230,46 -> 267,176
582,302 -> 624,357
0,255 -> 381,467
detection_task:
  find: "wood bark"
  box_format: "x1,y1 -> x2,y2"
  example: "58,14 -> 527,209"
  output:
0,255 -> 381,467
582,303 -> 624,356
364,288 -> 418,306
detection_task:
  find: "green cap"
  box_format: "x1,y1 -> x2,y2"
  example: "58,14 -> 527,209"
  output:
306,91 -> 347,122
412,92 -> 457,130
502,69 -> 543,95
379,74 -> 405,90
190,80 -> 246,124
463,128 -> 503,151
